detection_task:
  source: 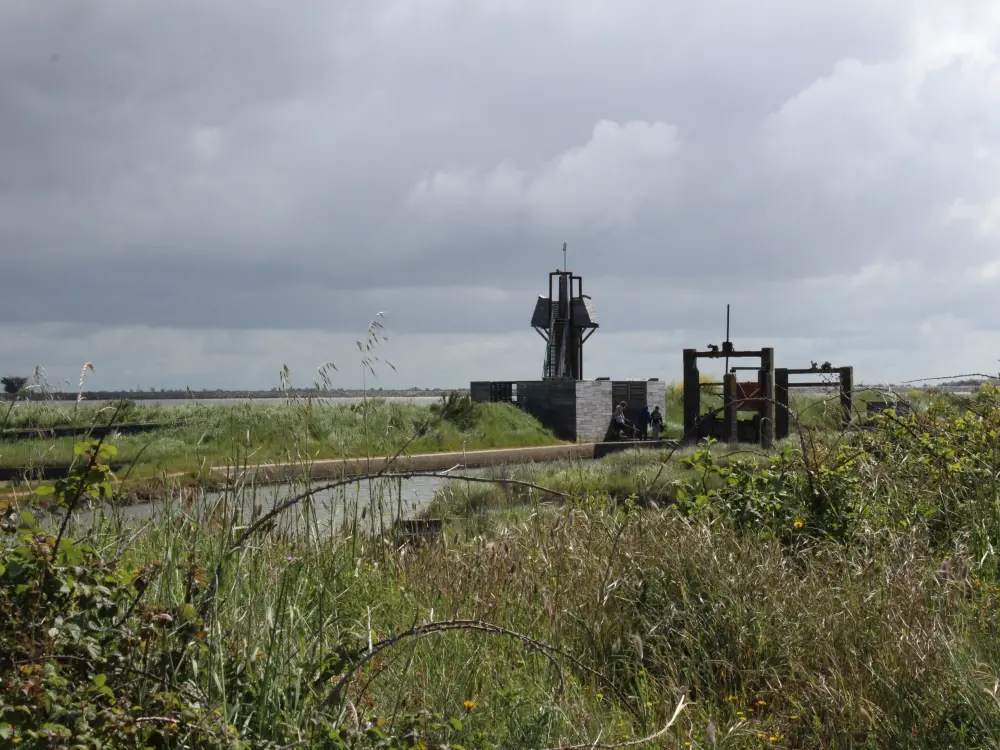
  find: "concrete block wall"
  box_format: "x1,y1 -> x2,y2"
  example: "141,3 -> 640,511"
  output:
516,379 -> 578,440
469,378 -> 662,442
574,379 -> 614,442
646,381 -> 667,413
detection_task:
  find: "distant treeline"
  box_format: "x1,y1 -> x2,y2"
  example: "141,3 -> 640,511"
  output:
3,387 -> 467,402
935,378 -> 1000,386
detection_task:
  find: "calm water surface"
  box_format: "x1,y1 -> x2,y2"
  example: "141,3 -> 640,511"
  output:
67,467 -> 492,534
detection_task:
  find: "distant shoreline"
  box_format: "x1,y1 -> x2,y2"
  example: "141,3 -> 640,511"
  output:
1,381 -> 991,403
2,388 -> 469,402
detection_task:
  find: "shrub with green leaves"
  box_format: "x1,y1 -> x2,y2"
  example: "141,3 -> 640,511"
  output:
429,392 -> 481,430
0,440 -> 239,747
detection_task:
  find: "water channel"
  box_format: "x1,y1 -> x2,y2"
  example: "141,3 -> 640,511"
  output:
65,466 -> 495,536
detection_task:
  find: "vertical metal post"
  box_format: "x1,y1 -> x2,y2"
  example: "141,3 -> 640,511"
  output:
557,272 -> 569,378
683,349 -> 700,441
760,347 -> 775,448
571,273 -> 582,380
723,373 -> 738,443
774,368 -> 790,441
839,366 -> 854,427
724,303 -> 731,376
558,272 -> 567,318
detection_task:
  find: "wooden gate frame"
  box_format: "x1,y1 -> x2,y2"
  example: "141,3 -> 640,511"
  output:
683,344 -> 775,448
774,366 -> 853,440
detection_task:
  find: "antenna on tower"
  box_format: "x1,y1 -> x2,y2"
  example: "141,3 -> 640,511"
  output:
562,242 -> 567,271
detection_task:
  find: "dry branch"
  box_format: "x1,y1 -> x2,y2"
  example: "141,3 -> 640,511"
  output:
539,693 -> 687,749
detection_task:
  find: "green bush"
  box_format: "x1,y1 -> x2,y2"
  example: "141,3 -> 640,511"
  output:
429,392 -> 481,430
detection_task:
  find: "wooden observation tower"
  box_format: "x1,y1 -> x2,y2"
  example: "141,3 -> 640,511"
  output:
530,246 -> 598,380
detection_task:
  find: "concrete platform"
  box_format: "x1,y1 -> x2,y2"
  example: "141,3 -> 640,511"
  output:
211,439 -> 680,484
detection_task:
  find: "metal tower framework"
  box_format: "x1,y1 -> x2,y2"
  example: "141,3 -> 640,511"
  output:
530,267 -> 598,380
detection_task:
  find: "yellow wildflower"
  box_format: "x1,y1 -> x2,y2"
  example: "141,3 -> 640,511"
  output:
794,520 -> 804,528
463,700 -> 476,710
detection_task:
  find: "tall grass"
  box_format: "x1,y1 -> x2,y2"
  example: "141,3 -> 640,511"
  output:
5,341 -> 1000,746
25,386 -> 1000,747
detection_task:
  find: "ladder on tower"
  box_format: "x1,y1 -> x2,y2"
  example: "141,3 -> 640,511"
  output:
557,316 -> 569,378
546,302 -> 560,378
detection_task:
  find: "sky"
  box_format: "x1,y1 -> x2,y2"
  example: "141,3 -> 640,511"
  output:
4,0 -> 1000,391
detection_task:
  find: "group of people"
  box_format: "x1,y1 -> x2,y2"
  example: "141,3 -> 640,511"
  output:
612,401 -> 664,441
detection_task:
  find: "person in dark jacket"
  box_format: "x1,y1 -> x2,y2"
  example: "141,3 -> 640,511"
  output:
649,406 -> 664,440
638,405 -> 651,440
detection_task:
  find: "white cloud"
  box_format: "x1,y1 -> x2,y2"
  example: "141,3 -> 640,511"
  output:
408,119 -> 680,232
962,260 -> 1000,285
945,197 -> 1000,239
762,57 -> 919,196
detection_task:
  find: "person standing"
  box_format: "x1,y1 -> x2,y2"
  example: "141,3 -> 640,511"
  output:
650,406 -> 664,441
613,401 -> 627,440
638,404 -> 651,440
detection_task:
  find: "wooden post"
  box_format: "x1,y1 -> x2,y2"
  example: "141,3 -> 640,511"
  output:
723,373 -> 738,443
760,348 -> 775,448
775,368 -> 789,441
839,366 -> 854,427
683,349 -> 700,441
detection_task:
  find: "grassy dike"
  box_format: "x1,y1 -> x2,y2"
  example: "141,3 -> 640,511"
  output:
0,397 -> 563,483
2,385 -> 999,746
0,385 -> 910,486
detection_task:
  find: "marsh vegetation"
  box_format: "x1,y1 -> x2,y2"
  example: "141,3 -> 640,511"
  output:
1,361 -> 997,747
0,397 -> 561,484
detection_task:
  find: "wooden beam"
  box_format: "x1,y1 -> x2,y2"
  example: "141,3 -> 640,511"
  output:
775,367 -> 790,440
683,349 -> 700,438
723,373 -> 738,442
783,380 -> 848,388
783,367 -> 840,375
839,366 -> 854,426
693,350 -> 768,360
760,348 -> 775,449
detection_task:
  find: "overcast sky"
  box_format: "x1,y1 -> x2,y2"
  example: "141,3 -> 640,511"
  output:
3,0 -> 1000,391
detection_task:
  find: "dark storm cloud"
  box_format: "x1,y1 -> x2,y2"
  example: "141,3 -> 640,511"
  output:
3,0 -> 1000,388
